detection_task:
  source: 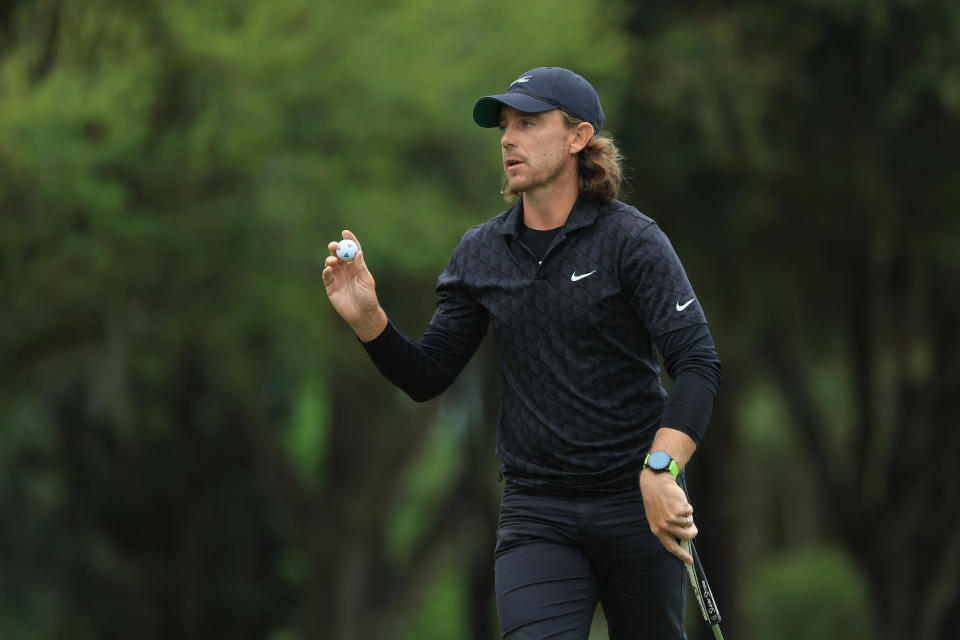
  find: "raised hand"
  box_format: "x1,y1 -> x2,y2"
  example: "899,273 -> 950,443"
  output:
322,230 -> 388,341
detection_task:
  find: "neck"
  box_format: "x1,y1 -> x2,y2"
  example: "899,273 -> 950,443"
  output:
521,168 -> 581,230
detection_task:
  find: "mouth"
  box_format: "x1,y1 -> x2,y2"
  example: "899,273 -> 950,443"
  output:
505,159 -> 524,170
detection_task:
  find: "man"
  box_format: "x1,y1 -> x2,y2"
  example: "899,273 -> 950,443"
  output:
322,67 -> 721,639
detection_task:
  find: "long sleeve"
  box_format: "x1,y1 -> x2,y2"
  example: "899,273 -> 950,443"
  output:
360,232 -> 489,402
654,323 -> 722,443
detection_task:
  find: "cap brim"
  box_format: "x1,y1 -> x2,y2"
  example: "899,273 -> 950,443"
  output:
472,93 -> 558,128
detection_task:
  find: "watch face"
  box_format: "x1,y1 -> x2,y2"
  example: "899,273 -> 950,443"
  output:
648,450 -> 671,470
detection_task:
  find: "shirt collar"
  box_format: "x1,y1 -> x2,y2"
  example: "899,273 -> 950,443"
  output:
495,195 -> 603,238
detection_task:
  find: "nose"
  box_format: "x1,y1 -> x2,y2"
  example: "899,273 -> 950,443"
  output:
500,123 -> 516,149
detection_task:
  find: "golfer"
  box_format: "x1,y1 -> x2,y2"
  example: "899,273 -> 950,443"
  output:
323,67 -> 721,639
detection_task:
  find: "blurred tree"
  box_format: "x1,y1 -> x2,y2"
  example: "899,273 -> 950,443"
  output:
617,1 -> 960,638
744,548 -> 877,640
0,0 -> 627,638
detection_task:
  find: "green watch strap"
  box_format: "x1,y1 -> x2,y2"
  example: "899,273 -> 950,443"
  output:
667,459 -> 680,478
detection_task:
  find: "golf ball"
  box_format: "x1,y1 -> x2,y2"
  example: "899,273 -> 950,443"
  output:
336,239 -> 358,261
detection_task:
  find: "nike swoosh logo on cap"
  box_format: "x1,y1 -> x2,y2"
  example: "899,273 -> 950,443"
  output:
571,270 -> 597,282
676,298 -> 696,312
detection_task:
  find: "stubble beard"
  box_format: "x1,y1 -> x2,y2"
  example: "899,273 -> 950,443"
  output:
502,146 -> 569,198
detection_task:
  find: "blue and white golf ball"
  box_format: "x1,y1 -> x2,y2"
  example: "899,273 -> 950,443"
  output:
336,239 -> 358,261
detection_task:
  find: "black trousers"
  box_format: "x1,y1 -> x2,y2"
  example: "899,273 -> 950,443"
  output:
494,481 -> 687,640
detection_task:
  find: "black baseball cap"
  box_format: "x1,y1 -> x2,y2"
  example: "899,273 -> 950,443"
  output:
473,67 -> 605,135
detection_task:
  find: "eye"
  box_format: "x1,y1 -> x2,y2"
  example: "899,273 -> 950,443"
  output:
522,120 -> 535,128
498,124 -> 506,132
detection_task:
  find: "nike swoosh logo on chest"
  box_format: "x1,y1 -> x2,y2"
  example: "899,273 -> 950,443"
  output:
570,270 -> 597,282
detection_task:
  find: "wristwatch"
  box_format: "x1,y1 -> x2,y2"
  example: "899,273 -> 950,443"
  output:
643,450 -> 680,478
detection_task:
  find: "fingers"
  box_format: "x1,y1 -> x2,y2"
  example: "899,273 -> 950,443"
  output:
657,513 -> 697,563
669,509 -> 697,564
673,506 -> 694,529
322,229 -> 371,295
328,230 -> 366,266
648,489 -> 693,532
677,520 -> 698,541
650,505 -> 697,564
657,531 -> 694,565
655,514 -> 697,540
342,230 -> 369,271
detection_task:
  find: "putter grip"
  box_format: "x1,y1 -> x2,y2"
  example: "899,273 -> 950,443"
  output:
687,539 -> 722,626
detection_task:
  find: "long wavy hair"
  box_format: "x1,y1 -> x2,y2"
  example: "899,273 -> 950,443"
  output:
501,110 -> 624,202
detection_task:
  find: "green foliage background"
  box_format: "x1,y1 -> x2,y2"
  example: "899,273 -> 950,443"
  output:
2,1 -> 959,639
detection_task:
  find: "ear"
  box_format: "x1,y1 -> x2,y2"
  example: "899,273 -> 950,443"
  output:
568,121 -> 594,154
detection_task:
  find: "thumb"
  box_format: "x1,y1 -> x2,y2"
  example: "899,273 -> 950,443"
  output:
355,247 -> 369,272
341,229 -> 366,265
341,230 -> 371,273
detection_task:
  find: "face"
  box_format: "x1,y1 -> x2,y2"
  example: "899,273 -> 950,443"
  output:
499,107 -> 578,195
